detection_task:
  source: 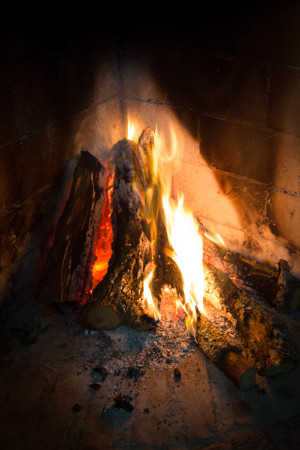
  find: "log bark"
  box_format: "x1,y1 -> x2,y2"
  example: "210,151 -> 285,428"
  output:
197,314 -> 256,389
203,261 -> 297,376
38,150 -> 105,304
80,137 -> 158,331
222,251 -> 295,311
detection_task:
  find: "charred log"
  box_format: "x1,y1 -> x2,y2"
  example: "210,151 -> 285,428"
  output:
38,150 -> 105,304
80,138 -> 157,331
203,261 -> 297,376
197,314 -> 256,390
222,252 -> 296,311
151,252 -> 185,302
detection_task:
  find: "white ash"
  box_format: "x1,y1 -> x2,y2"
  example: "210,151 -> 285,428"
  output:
86,318 -> 197,376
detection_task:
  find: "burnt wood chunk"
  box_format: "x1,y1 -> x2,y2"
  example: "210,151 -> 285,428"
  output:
197,314 -> 256,390
80,138 -> 157,332
38,150 -> 105,304
203,261 -> 297,376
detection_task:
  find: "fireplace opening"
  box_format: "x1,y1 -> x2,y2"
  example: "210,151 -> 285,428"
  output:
36,118 -> 298,389
1,5 -> 300,448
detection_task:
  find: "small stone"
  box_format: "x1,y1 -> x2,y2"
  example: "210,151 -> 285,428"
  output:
144,408 -> 150,414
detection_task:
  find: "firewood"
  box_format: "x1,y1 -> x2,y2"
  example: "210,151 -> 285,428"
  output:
197,314 -> 256,390
222,251 -> 295,311
151,252 -> 185,303
80,137 -> 158,332
203,261 -> 297,376
38,151 -> 105,304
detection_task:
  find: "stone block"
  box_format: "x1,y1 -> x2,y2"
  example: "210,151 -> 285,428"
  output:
198,115 -> 279,185
120,42 -> 269,125
268,190 -> 300,248
267,66 -> 300,138
0,41 -> 119,145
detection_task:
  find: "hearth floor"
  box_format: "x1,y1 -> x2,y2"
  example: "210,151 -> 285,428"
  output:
0,300 -> 299,449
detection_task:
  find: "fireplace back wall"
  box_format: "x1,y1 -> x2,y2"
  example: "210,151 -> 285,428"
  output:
1,2 -> 300,306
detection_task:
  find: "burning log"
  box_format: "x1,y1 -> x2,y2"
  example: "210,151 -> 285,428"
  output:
203,261 -> 297,376
38,151 -> 105,304
197,314 -> 256,390
80,137 -> 158,331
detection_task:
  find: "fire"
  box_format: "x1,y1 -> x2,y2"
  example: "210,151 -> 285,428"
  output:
162,194 -> 205,336
143,265 -> 161,321
138,123 -> 206,335
127,118 -> 135,140
204,231 -> 226,250
91,171 -> 114,289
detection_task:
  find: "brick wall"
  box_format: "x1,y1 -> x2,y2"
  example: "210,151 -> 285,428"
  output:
1,3 -> 299,306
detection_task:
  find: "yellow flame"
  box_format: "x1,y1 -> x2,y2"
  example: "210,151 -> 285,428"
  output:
153,125 -> 206,336
162,194 -> 205,336
143,266 -> 161,321
127,118 -> 135,140
204,231 -> 226,249
127,117 -> 206,335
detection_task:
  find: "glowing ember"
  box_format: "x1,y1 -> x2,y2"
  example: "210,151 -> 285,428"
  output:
91,171 -> 114,289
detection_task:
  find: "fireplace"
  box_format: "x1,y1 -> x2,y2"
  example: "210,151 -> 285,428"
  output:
1,4 -> 300,448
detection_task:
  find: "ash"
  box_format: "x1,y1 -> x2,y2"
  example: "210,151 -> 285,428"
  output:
85,287 -> 239,378
88,317 -> 198,376
85,292 -> 199,377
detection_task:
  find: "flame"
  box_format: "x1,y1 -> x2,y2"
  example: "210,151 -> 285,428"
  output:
162,194 -> 205,336
143,265 -> 161,321
127,118 -> 135,140
204,231 -> 226,249
126,117 -> 206,335
154,126 -> 205,336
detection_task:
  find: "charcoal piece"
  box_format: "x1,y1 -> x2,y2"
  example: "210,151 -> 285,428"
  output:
174,367 -> 181,379
92,366 -> 108,381
89,382 -> 102,391
113,393 -> 134,412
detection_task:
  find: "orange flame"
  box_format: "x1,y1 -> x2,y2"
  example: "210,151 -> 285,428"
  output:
162,194 -> 205,336
126,118 -> 207,335
154,126 -> 206,336
91,171 -> 114,289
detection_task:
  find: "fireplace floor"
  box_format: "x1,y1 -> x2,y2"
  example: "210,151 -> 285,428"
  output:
0,299 -> 299,449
